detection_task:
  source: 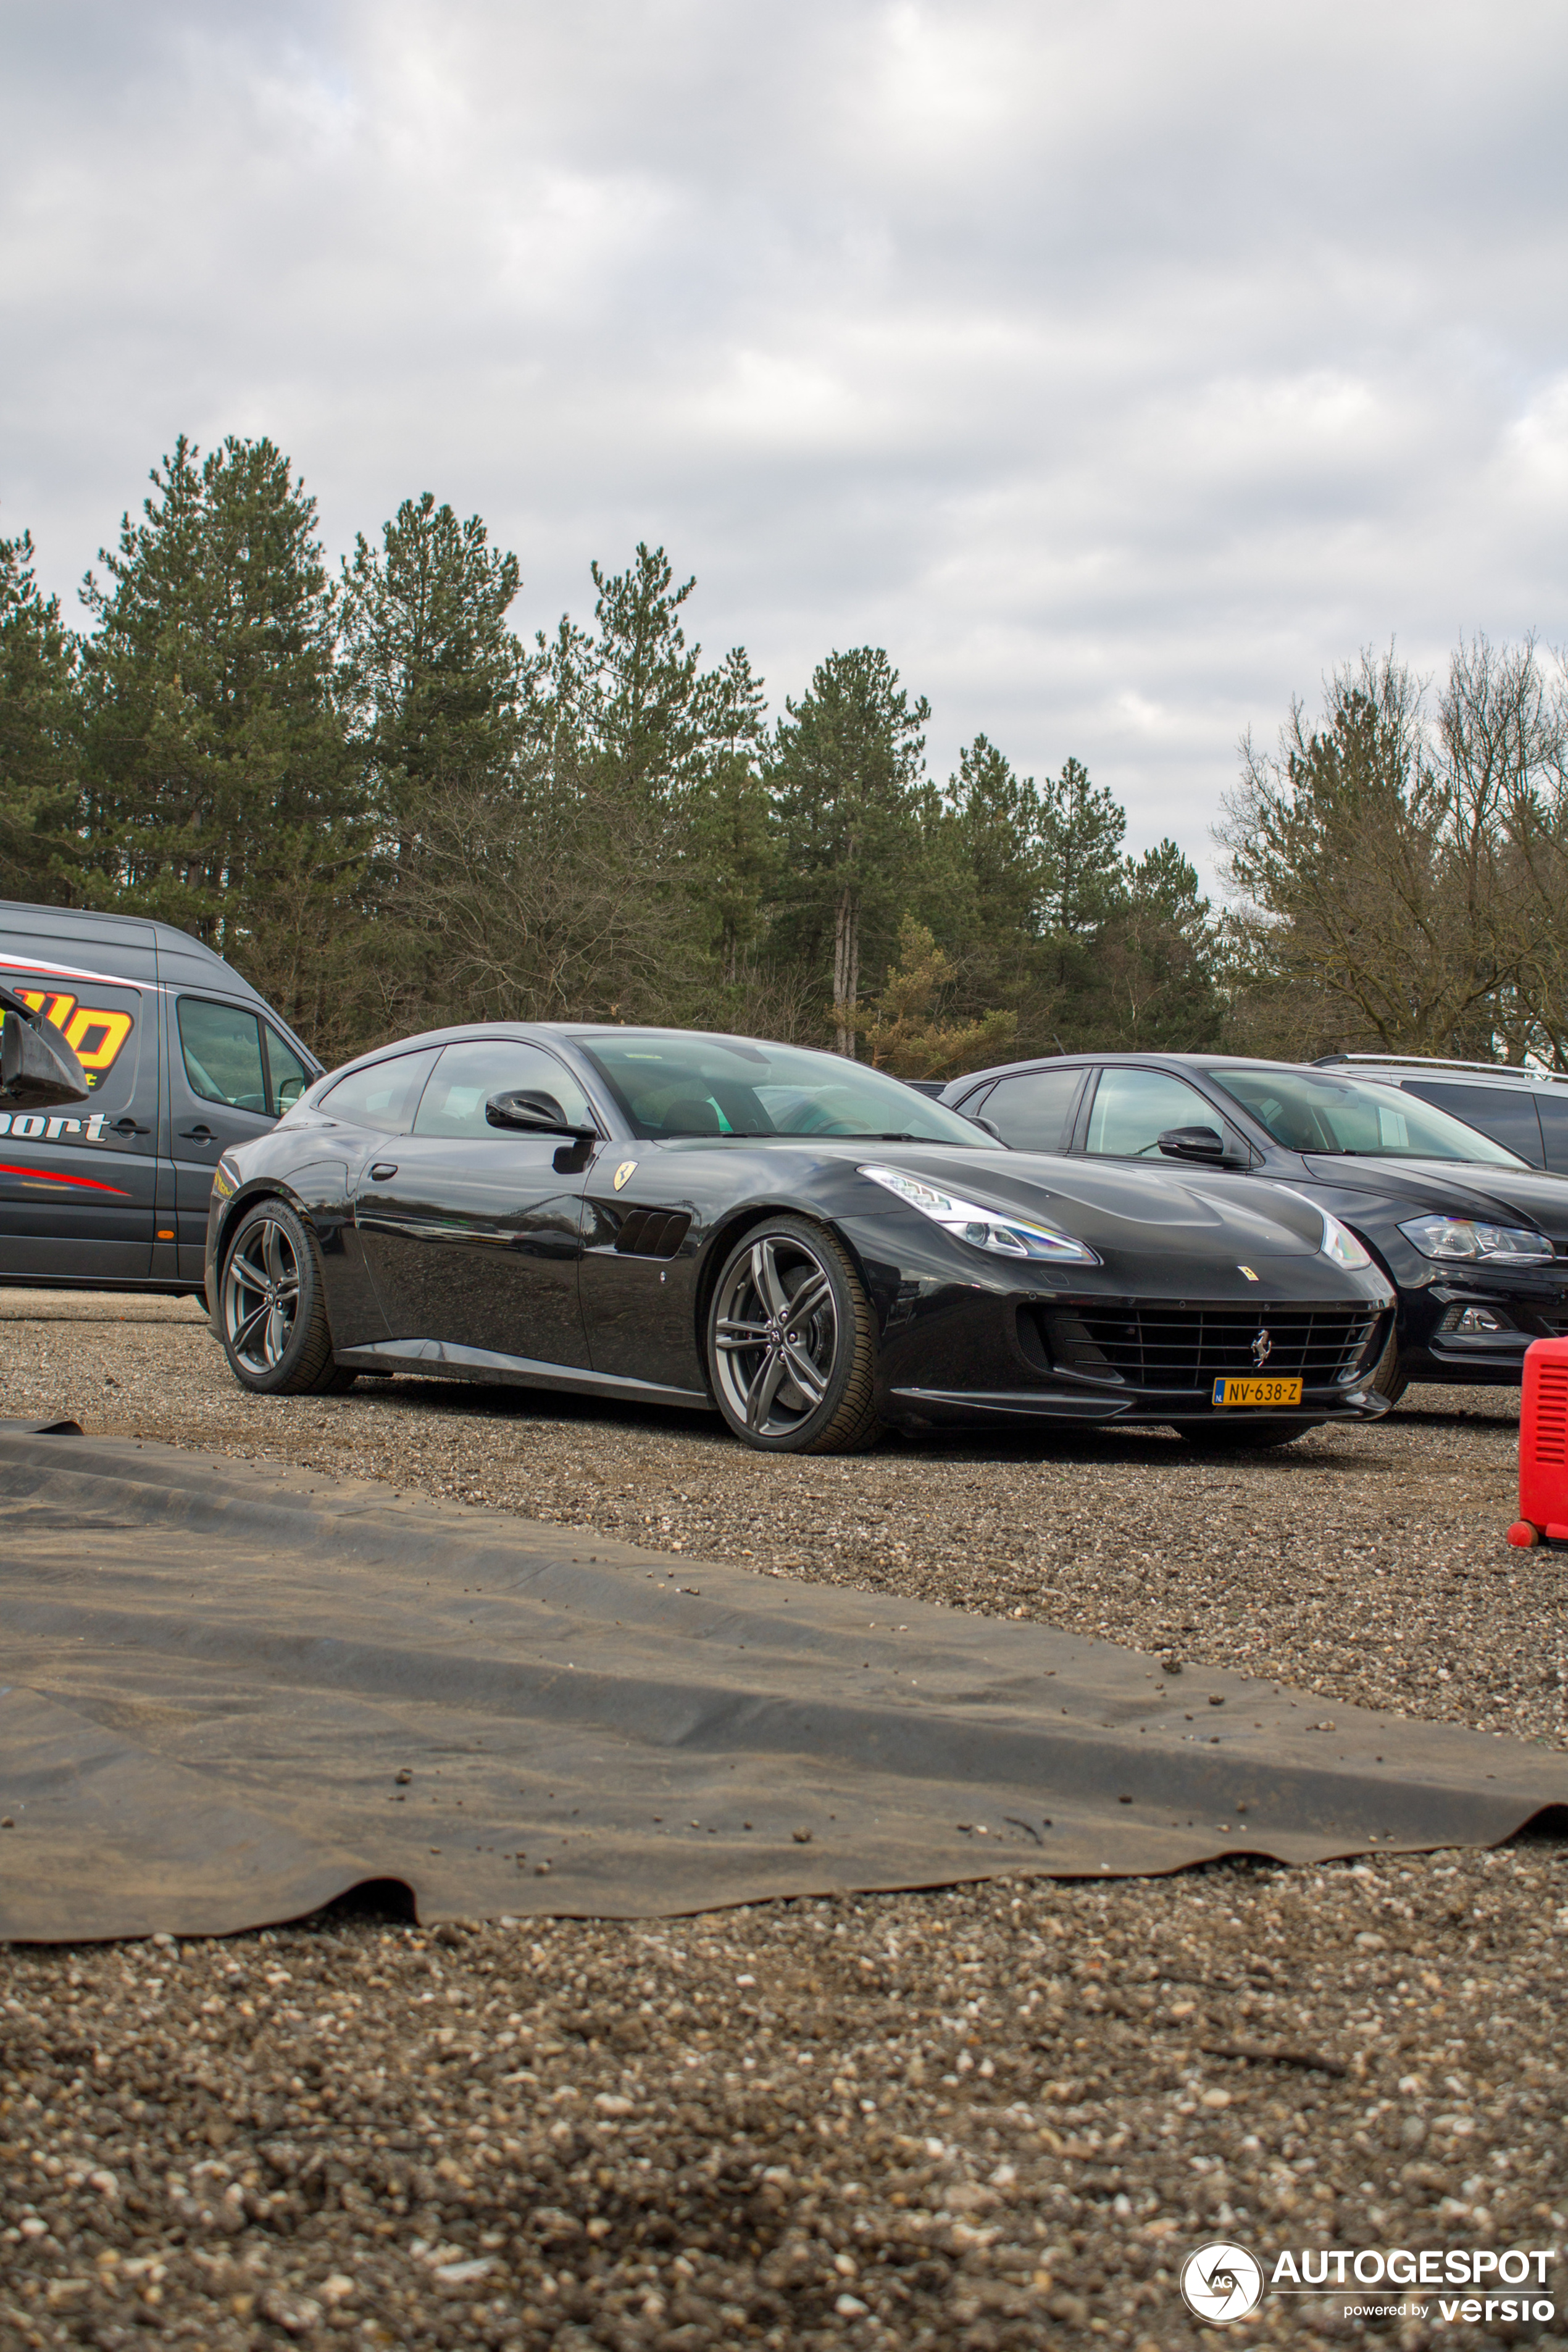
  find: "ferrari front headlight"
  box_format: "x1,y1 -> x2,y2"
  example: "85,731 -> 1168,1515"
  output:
1398,1216 -> 1554,1265
1320,1209 -> 1372,1269
859,1164 -> 1099,1263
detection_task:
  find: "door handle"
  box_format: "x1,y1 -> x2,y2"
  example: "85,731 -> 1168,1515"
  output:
112,1117 -> 151,1135
369,1162 -> 398,1181
180,1125 -> 215,1141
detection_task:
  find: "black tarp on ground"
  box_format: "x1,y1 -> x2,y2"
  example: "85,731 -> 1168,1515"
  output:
1,1424 -> 1563,1943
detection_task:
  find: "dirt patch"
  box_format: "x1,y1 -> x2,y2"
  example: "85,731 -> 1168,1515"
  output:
2,1296 -> 1566,2348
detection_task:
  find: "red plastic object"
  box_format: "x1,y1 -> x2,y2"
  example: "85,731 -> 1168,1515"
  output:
1514,1335 -> 1568,1545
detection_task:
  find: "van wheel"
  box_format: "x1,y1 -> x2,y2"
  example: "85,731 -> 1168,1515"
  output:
218,1199 -> 354,1395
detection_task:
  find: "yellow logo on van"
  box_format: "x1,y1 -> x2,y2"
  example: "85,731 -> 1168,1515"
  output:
15,993 -> 134,1090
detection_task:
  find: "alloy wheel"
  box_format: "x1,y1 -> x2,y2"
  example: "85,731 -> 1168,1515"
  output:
713,1232 -> 840,1438
223,1217 -> 302,1375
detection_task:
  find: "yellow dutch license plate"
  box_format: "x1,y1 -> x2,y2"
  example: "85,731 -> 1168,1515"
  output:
1212,1376 -> 1303,1407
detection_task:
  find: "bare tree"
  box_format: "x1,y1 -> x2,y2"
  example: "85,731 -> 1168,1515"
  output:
1439,633 -> 1568,1066
1219,648 -> 1514,1058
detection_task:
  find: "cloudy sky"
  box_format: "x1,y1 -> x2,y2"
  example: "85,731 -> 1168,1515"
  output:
3,1 -> 1566,884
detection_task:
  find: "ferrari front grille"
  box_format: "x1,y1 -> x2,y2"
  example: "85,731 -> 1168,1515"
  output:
1039,1304 -> 1381,1390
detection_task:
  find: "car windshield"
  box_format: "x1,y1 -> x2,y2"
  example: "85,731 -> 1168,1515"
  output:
1205,1066 -> 1528,1164
574,1033 -> 1000,1146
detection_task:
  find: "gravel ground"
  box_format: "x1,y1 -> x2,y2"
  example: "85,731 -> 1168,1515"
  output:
2,1291 -> 1567,2352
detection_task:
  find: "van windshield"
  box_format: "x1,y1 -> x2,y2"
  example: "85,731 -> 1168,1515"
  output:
1206,1067 -> 1527,1164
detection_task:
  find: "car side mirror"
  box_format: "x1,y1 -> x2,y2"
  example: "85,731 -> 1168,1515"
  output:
1157,1124 -> 1228,1163
485,1088 -> 598,1140
964,1112 -> 1004,1141
0,990 -> 93,1110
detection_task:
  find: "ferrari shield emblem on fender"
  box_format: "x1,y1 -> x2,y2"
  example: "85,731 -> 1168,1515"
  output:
614,1161 -> 638,1191
1237,1264 -> 1259,1281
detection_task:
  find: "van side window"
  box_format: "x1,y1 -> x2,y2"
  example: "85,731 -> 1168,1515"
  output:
265,1027 -> 311,1112
178,999 -> 268,1115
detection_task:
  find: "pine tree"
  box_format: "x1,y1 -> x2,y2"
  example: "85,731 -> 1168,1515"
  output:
0,530 -> 81,899
687,646 -> 775,984
583,544 -> 707,812
339,493 -> 523,857
771,649 -> 930,1054
1038,756 -> 1126,936
78,438 -> 356,999
1096,838 -> 1224,1049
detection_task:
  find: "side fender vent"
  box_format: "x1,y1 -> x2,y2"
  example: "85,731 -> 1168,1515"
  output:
611,1207 -> 692,1259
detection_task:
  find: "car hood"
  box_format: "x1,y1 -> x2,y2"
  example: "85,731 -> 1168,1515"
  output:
1299,1156 -> 1568,1239
841,1145 -> 1331,1259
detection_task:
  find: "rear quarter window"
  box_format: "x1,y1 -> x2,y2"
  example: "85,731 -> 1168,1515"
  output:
1401,1080 -> 1546,1167
1534,1091 -> 1568,1174
319,1048 -> 441,1133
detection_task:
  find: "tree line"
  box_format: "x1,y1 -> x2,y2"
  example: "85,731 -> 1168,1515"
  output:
1221,640 -> 1568,1067
0,434 -> 1220,1073
6,432 -> 1558,1078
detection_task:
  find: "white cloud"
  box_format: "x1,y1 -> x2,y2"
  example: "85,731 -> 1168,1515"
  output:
3,0 -> 1567,894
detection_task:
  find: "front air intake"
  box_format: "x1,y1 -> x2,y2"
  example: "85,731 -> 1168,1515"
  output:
1036,1304 -> 1380,1391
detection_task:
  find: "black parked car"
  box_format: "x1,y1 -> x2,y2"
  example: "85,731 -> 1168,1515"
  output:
940,1052 -> 1568,1398
206,1025 -> 1395,1453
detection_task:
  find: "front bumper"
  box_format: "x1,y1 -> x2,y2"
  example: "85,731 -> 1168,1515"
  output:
865,1259 -> 1395,1432
886,1382 -> 1390,1430
1399,1271 -> 1568,1387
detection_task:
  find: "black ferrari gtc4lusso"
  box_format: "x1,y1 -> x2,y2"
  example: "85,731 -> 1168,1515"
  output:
205,1025 -> 1396,1452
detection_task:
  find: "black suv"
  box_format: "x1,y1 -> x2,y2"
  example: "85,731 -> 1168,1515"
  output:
939,1052 -> 1568,1399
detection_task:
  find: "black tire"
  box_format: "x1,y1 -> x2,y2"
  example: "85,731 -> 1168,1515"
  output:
1369,1327 -> 1409,1406
1176,1418 -> 1319,1452
707,1214 -> 882,1454
217,1198 -> 355,1396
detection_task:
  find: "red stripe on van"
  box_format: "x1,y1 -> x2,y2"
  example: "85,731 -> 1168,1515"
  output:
0,1164 -> 131,1196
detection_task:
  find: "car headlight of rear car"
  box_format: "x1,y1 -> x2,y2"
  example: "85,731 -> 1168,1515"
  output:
859,1164 -> 1099,1262
1397,1215 -> 1554,1265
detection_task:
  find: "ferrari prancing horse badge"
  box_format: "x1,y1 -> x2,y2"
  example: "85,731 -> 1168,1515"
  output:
614,1161 -> 638,1191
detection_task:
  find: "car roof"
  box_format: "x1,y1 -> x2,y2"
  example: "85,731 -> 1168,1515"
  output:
949,1049 -> 1324,1091
312,1021 -> 869,1087
1317,1055 -> 1567,1091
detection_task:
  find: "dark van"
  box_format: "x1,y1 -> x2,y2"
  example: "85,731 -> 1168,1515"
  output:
0,898 -> 322,1295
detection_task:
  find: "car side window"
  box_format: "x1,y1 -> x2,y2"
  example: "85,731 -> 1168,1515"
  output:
320,1047 -> 441,1133
1401,1081 -> 1545,1167
1083,1067 -> 1219,1157
265,1026 -> 312,1113
177,998 -> 268,1114
1536,1093 -> 1568,1174
978,1068 -> 1084,1151
413,1040 -> 594,1140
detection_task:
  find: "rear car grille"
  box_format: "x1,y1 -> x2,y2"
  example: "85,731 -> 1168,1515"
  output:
1036,1304 -> 1381,1390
